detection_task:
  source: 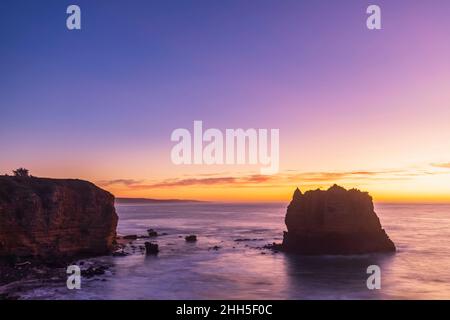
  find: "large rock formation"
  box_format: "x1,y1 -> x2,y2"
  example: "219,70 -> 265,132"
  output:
282,185 -> 395,255
0,176 -> 118,259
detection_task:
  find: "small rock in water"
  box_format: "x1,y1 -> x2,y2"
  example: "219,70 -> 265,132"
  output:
144,242 -> 159,255
263,242 -> 283,251
147,229 -> 158,237
81,266 -> 107,278
209,246 -> 221,251
185,235 -> 197,242
112,250 -> 128,257
123,235 -> 138,240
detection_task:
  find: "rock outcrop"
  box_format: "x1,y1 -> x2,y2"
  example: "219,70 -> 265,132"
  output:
0,176 -> 118,259
282,185 -> 395,255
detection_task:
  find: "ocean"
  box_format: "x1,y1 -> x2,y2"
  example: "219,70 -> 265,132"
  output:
7,202 -> 450,299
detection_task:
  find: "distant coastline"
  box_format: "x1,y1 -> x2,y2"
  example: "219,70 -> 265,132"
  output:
115,197 -> 205,204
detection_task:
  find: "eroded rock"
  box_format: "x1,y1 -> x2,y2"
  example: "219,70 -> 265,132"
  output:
282,185 -> 396,255
0,176 -> 118,259
185,235 -> 197,242
144,242 -> 159,255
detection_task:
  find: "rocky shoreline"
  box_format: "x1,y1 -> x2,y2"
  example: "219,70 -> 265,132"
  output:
1,177 -> 396,299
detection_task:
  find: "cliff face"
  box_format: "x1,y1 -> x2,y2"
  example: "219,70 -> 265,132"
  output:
0,177 -> 118,258
282,185 -> 395,255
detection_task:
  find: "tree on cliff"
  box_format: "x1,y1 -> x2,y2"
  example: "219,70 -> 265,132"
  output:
13,168 -> 30,177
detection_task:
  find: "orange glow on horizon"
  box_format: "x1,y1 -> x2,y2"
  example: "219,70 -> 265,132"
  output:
102,175 -> 450,204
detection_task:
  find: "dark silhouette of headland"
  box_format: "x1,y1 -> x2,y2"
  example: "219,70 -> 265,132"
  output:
0,174 -> 117,259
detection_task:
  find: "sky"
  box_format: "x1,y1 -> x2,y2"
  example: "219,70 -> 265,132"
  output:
1,0 -> 450,202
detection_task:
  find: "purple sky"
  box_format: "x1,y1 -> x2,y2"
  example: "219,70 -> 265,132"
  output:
1,1 -> 450,201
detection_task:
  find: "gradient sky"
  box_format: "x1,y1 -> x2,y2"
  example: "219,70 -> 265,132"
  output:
1,0 -> 450,202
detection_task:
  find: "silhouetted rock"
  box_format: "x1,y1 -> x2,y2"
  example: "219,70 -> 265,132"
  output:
234,238 -> 263,242
81,266 -> 108,278
144,242 -> 159,255
147,229 -> 158,237
0,176 -> 118,259
185,235 -> 197,242
282,185 -> 396,255
112,250 -> 128,257
263,242 -> 282,251
123,235 -> 138,240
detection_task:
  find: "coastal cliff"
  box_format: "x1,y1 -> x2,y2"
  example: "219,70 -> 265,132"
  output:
0,176 -> 118,259
282,185 -> 395,255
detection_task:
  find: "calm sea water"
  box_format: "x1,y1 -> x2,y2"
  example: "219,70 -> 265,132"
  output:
8,202 -> 450,299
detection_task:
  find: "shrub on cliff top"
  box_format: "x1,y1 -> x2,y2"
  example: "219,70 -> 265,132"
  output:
13,168 -> 30,177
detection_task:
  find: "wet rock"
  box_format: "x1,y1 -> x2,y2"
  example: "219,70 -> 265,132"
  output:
147,229 -> 158,237
81,266 -> 107,278
209,246 -> 221,251
144,242 -> 159,255
185,235 -> 197,242
123,235 -> 138,240
282,185 -> 396,255
263,242 -> 283,251
112,250 -> 128,257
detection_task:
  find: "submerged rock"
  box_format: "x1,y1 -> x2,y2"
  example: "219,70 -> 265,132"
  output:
282,185 -> 396,255
144,242 -> 159,255
81,266 -> 108,278
0,176 -> 118,259
185,235 -> 197,242
123,235 -> 138,240
112,250 -> 128,257
147,229 -> 158,237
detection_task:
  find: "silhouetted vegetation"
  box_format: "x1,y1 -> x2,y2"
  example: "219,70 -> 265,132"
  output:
13,168 -> 30,177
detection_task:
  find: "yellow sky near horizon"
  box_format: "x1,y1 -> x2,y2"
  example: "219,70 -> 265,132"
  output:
92,163 -> 450,203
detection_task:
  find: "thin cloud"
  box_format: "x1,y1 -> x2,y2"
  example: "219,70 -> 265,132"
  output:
97,179 -> 143,187
103,170 -> 399,190
148,177 -> 238,188
431,162 -> 450,169
99,167 -> 447,191
129,175 -> 276,189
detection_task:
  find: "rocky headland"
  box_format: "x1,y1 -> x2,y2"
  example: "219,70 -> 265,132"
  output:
281,185 -> 396,255
0,176 -> 118,259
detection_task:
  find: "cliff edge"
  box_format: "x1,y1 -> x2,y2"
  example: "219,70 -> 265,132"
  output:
0,176 -> 118,259
282,185 -> 395,255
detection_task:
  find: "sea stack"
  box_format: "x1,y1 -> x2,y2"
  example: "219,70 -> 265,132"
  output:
0,176 -> 118,259
282,185 -> 395,255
